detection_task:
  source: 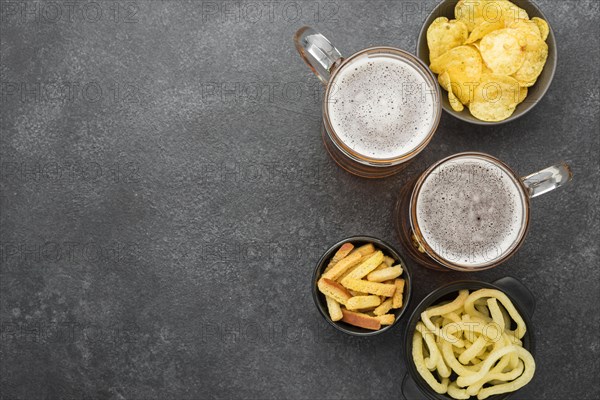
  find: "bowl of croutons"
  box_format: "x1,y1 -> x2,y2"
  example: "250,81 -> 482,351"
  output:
312,236 -> 412,336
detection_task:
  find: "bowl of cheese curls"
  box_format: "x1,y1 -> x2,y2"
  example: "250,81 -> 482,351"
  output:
312,236 -> 412,336
417,0 -> 556,123
402,277 -> 536,400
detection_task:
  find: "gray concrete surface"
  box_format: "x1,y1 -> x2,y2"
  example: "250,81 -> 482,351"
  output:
1,0 -> 598,399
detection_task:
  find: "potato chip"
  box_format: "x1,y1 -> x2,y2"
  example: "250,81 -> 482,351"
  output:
455,0 -> 528,32
512,32 -> 548,87
428,1 -> 550,121
532,17 -> 550,41
438,71 -> 450,90
466,20 -> 504,43
495,0 -> 529,26
448,86 -> 464,112
455,0 -> 493,32
468,74 -> 521,122
518,86 -> 528,104
479,29 -> 526,75
430,45 -> 482,105
508,20 -> 541,38
482,63 -> 494,75
439,72 -> 464,112
427,17 -> 469,61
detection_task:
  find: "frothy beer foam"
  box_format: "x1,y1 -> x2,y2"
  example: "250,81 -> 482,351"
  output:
327,53 -> 437,160
415,155 -> 527,267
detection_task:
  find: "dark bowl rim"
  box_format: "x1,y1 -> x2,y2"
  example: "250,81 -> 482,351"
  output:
403,278 -> 536,400
415,0 -> 558,125
312,235 -> 413,337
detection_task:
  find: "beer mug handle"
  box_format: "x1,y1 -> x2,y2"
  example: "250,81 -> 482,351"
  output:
294,26 -> 343,85
521,162 -> 572,198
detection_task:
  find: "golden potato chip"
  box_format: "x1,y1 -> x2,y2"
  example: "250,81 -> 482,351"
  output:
455,0 -> 528,32
532,17 -> 549,41
466,20 -> 504,44
455,0 -> 493,32
439,71 -> 465,112
479,29 -> 526,75
438,71 -> 450,92
468,74 -> 521,122
448,84 -> 465,112
518,86 -> 528,104
430,45 -> 482,105
430,1 -> 550,120
508,20 -> 541,38
512,32 -> 548,87
482,63 -> 494,75
427,17 -> 469,62
495,0 -> 529,26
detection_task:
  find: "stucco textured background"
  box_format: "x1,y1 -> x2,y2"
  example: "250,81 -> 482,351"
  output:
1,0 -> 598,399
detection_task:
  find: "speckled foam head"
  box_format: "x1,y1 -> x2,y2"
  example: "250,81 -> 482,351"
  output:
415,155 -> 528,268
326,51 -> 437,160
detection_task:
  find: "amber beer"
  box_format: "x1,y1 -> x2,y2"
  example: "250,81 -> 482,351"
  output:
413,154 -> 528,268
294,27 -> 442,177
397,152 -> 572,271
326,53 -> 438,161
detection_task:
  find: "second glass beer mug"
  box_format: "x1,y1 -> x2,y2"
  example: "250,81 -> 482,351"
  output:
395,152 -> 573,271
294,26 -> 442,178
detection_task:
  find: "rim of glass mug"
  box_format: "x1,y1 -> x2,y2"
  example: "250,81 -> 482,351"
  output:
294,27 -> 442,168
408,152 -> 572,271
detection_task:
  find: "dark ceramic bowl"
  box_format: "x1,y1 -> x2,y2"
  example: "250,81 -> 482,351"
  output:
416,0 -> 557,125
312,236 -> 412,336
402,277 -> 536,400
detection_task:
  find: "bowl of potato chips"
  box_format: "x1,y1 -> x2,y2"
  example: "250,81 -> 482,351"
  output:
417,0 -> 557,124
312,236 -> 412,336
402,277 -> 536,400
